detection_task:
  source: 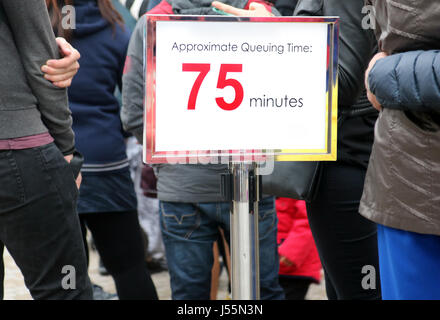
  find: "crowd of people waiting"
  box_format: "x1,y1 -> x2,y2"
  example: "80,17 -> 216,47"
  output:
0,0 -> 438,300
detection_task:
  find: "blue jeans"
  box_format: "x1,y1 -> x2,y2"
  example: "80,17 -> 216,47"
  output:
159,196 -> 284,300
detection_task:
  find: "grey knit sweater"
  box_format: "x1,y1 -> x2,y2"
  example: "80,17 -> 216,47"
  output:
0,0 -> 74,155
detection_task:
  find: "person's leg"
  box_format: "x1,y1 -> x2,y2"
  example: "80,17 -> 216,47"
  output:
306,162 -> 381,300
278,276 -> 313,300
79,216 -> 90,266
323,270 -> 338,300
256,197 -> 285,299
139,196 -> 165,264
377,224 -> 440,300
219,197 -> 285,300
130,146 -> 166,266
159,201 -> 219,300
84,210 -> 158,300
0,243 -> 4,300
128,145 -> 152,262
210,241 -> 221,300
0,145 -> 92,300
218,227 -> 232,295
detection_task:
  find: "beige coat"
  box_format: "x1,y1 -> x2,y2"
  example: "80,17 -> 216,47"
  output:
367,0 -> 440,54
360,0 -> 440,235
360,109 -> 440,235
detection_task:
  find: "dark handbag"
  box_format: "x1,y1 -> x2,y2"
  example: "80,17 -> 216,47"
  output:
261,92 -> 376,202
262,161 -> 322,202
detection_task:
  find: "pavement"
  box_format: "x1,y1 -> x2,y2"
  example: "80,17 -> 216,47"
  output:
3,242 -> 327,300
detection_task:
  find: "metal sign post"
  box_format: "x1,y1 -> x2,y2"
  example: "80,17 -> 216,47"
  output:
229,162 -> 260,300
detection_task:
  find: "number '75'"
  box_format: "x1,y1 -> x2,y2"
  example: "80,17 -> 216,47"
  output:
182,63 -> 244,111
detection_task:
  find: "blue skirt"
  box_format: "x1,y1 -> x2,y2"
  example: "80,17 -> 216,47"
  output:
377,224 -> 440,300
77,167 -> 137,214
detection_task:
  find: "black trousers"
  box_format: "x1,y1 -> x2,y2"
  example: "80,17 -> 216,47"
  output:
306,162 -> 381,300
278,276 -> 313,300
0,144 -> 92,299
79,211 -> 158,300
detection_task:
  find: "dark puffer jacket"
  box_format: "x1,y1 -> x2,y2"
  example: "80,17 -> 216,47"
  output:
366,0 -> 440,130
368,50 -> 440,126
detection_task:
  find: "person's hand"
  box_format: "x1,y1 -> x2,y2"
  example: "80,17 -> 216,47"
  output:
365,52 -> 388,111
280,255 -> 294,267
64,154 -> 73,163
211,1 -> 274,17
41,37 -> 81,88
75,172 -> 82,190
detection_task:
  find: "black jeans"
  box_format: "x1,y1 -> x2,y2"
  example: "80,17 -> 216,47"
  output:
306,162 -> 381,300
0,144 -> 92,299
80,211 -> 158,300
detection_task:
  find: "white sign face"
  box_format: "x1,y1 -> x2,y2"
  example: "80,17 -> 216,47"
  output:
144,16 -> 339,163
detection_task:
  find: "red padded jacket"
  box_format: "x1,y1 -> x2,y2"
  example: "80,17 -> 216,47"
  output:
276,198 -> 322,282
148,0 -> 274,15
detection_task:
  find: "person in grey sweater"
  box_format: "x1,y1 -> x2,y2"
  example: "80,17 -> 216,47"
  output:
0,0 -> 92,299
0,36 -> 84,300
0,3 -> 74,153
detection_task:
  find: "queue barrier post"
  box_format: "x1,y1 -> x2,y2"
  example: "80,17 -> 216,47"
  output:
225,162 -> 261,300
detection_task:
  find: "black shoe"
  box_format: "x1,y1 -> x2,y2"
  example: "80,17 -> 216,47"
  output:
146,259 -> 167,274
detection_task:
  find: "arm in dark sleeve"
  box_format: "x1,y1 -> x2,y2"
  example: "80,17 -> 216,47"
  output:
121,16 -> 146,144
275,0 -> 298,16
3,0 -> 75,155
295,0 -> 377,107
369,50 -> 440,112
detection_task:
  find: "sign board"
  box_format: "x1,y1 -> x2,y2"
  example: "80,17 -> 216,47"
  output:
144,15 -> 339,164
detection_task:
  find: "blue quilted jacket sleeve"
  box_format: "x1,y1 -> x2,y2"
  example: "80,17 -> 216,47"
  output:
369,50 -> 440,112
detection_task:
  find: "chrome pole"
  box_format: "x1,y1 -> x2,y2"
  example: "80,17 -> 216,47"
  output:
230,161 -> 260,300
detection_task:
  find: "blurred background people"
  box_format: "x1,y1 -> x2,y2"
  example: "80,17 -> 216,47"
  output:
116,0 -> 150,19
112,0 -> 137,29
126,137 -> 167,273
112,0 -> 168,275
46,0 -> 158,299
276,198 -> 321,300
